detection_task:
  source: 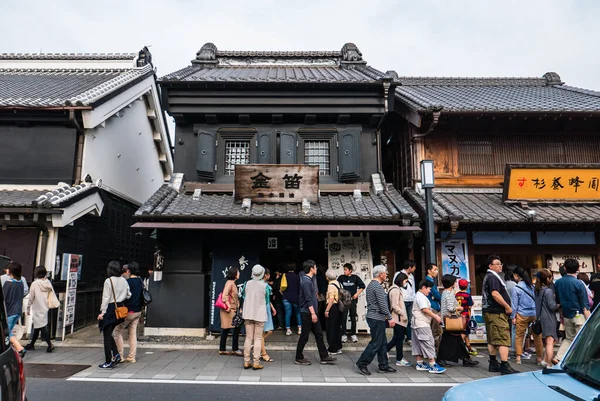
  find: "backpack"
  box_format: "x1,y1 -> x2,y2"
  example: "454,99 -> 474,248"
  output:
335,282 -> 352,313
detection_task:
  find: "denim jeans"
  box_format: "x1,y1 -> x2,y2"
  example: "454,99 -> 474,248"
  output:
387,324 -> 406,361
283,299 -> 301,329
356,318 -> 389,369
7,314 -> 19,334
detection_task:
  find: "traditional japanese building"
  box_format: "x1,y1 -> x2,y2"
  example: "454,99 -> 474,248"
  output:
384,73 -> 600,293
0,49 -> 173,334
135,43 -> 420,336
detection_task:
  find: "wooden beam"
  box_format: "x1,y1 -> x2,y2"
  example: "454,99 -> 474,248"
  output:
394,104 -> 422,128
434,175 -> 504,187
183,182 -> 372,194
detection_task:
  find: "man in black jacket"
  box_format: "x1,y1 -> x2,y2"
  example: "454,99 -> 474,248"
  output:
338,263 -> 365,343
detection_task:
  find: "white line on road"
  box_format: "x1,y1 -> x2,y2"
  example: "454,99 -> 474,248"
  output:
67,377 -> 457,387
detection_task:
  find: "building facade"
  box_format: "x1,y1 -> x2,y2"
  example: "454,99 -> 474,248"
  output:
136,43 -> 419,336
386,73 -> 600,293
0,49 -> 173,333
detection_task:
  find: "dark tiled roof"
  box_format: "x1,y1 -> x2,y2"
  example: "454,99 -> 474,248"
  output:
136,185 -> 418,223
394,74 -> 600,113
160,42 -> 380,84
0,65 -> 153,107
0,182 -> 98,209
404,187 -> 600,224
161,65 -> 378,84
0,190 -> 47,207
0,53 -> 137,61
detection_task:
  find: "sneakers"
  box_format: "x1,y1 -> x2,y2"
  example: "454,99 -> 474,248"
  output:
521,352 -> 532,360
489,359 -> 501,372
341,335 -> 348,343
328,350 -> 342,356
298,327 -> 302,335
98,362 -> 114,369
112,353 -> 122,366
468,347 -> 478,356
405,340 -> 412,346
351,335 -> 358,343
415,362 -> 430,371
500,362 -> 519,375
396,358 -> 412,367
356,364 -> 371,376
295,359 -> 312,366
286,328 -> 292,336
428,363 -> 446,374
320,356 -> 336,365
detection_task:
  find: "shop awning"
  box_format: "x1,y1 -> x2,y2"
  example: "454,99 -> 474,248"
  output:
132,222 -> 421,232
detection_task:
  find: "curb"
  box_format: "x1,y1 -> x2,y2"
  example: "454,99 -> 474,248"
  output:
51,342 -> 371,352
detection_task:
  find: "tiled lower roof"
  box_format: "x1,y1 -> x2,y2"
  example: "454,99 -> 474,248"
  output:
404,187 -> 600,224
136,184 -> 418,223
0,182 -> 98,209
0,65 -> 153,107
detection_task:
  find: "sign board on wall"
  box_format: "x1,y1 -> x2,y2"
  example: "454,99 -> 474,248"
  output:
441,238 -> 469,282
468,295 -> 487,344
234,164 -> 319,203
327,233 -> 373,332
551,254 -> 594,273
503,164 -> 600,202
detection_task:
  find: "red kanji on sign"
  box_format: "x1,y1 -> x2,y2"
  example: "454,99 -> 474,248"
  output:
518,177 -> 527,188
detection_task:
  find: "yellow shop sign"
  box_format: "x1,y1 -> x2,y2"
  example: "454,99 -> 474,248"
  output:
503,164 -> 600,202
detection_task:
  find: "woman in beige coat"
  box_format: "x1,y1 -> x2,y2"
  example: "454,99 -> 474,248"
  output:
219,267 -> 242,356
386,272 -> 411,366
25,266 -> 55,352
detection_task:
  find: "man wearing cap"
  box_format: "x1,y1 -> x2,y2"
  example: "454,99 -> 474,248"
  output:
242,265 -> 269,370
295,260 -> 336,366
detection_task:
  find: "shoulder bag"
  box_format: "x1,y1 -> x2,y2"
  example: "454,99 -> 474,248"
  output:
110,278 -> 129,320
444,314 -> 467,332
47,284 -> 60,309
516,285 -> 542,335
139,277 -> 152,306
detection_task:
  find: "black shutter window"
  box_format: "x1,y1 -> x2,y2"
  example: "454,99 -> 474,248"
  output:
258,131 -> 274,164
280,132 -> 297,164
338,128 -> 361,182
196,130 -> 216,181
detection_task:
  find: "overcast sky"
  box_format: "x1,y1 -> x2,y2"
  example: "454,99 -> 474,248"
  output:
2,0 -> 599,90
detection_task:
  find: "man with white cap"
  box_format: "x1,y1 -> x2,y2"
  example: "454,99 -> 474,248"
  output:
242,264 -> 269,370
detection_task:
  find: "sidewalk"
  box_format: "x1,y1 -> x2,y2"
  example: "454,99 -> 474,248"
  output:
24,345 -> 542,384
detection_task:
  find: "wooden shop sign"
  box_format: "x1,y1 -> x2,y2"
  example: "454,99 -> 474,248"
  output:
234,164 -> 319,203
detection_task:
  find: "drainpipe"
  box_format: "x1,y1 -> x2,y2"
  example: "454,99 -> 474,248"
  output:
376,77 -> 393,173
411,110 -> 441,142
70,110 -> 85,185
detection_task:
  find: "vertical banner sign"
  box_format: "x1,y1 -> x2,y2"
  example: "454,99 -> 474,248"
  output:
327,233 -> 373,332
468,295 -> 487,344
210,248 -> 258,333
61,254 -> 81,341
441,238 -> 469,281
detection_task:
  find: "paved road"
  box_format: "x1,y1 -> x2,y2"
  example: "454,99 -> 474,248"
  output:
27,378 -> 449,401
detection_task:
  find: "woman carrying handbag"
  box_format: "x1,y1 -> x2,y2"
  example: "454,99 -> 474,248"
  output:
438,274 -> 479,367
98,261 -> 131,369
25,266 -> 56,352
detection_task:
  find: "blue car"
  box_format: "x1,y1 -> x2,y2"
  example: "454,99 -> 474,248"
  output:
443,307 -> 600,401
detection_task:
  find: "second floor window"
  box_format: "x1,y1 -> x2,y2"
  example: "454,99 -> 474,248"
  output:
224,140 -> 250,176
304,140 -> 330,176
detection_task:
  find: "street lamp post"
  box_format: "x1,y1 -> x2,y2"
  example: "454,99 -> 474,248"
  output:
420,160 -> 436,264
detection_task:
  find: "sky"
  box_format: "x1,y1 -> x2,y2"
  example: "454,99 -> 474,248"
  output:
2,0 -> 599,90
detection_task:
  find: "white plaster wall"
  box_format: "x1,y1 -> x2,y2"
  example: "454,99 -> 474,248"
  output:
81,99 -> 164,204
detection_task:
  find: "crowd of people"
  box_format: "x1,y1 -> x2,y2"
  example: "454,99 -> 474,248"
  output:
216,255 -> 594,377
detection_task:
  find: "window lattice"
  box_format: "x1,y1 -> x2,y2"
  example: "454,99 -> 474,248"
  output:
225,141 -> 250,176
305,141 -> 330,176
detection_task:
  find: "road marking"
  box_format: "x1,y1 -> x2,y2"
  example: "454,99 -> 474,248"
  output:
68,377 -> 457,387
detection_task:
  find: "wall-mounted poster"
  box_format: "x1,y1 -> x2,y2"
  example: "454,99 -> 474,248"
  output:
327,233 -> 373,332
468,295 -> 487,344
441,237 -> 469,282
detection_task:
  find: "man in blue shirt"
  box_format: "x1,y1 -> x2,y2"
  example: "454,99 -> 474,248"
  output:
295,260 -> 336,366
425,263 -> 444,364
555,258 -> 590,361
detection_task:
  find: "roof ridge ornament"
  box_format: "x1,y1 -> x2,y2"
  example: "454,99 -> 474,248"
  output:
543,72 -> 563,86
340,43 -> 366,69
192,43 -> 218,68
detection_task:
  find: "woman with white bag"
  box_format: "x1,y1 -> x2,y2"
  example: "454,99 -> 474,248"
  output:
25,266 -> 57,352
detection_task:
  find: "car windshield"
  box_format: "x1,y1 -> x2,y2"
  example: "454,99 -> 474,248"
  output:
562,309 -> 600,390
